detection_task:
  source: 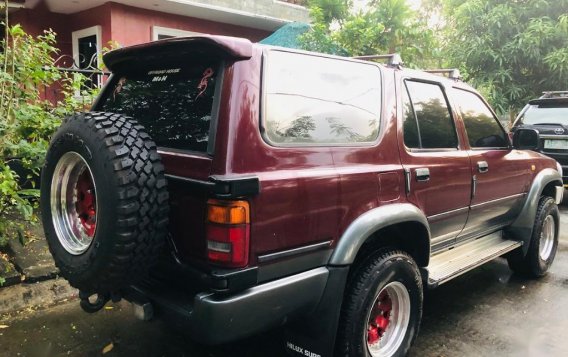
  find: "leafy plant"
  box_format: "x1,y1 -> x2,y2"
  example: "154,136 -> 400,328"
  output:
441,0 -> 568,116
0,1 -> 99,246
299,0 -> 439,68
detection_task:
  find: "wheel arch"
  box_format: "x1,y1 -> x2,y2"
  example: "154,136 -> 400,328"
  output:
328,203 -> 431,267
508,168 -> 562,254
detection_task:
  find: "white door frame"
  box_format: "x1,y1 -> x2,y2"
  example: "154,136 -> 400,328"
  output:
152,26 -> 201,41
71,25 -> 102,69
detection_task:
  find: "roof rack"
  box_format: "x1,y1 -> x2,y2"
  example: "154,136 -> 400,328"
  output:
352,53 -> 403,68
424,68 -> 462,81
541,91 -> 568,99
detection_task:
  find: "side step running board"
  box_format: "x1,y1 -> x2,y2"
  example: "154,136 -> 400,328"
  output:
426,232 -> 522,288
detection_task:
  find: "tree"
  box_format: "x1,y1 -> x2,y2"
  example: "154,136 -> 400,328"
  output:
442,0 -> 568,116
300,0 -> 439,68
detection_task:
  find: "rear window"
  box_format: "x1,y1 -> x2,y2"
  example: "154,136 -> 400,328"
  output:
262,50 -> 381,145
100,60 -> 220,153
517,104 -> 568,126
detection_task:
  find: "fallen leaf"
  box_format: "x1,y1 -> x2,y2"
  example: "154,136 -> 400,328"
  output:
102,342 -> 114,354
0,325 -> 9,329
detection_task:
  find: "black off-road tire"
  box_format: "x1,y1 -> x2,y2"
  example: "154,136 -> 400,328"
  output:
337,249 -> 423,357
507,196 -> 559,278
40,112 -> 169,294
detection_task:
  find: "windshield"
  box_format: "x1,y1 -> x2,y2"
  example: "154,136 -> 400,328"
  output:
518,105 -> 568,125
100,60 -> 220,153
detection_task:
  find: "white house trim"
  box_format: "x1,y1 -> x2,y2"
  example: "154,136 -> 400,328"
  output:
152,26 -> 202,41
71,25 -> 102,68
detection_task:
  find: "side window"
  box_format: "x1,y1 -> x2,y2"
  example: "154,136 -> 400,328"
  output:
402,85 -> 420,148
263,51 -> 381,145
452,89 -> 508,148
403,80 -> 458,149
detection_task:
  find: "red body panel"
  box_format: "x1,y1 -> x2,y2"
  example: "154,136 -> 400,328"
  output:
102,36 -> 558,268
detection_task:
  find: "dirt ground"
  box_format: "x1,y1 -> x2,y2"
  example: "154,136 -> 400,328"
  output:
1,208 -> 568,357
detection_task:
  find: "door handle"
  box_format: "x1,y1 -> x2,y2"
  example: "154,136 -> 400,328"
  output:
477,161 -> 489,173
415,168 -> 430,182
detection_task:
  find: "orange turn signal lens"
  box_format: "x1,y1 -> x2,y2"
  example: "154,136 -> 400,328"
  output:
207,199 -> 250,224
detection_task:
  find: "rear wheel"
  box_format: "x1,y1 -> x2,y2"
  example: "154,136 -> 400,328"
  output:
507,196 -> 559,278
41,112 -> 169,294
337,249 -> 423,357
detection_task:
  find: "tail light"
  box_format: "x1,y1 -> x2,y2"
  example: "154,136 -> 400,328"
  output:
206,199 -> 250,267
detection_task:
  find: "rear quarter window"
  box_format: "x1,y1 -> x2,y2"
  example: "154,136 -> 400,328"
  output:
262,50 -> 381,146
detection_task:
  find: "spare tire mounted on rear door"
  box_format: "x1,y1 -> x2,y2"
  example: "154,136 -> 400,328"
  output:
40,112 -> 169,295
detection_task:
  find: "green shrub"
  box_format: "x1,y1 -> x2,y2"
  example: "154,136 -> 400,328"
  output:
0,3 -> 98,246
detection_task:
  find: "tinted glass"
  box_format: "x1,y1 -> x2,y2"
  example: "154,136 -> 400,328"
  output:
402,85 -> 420,148
405,81 -> 457,149
263,51 -> 381,145
101,61 -> 219,152
518,105 -> 568,125
453,89 -> 508,148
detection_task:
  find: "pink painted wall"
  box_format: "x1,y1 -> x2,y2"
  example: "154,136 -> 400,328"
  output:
69,3 -> 113,49
11,2 -> 72,57
108,2 -> 270,47
12,1 -> 270,57
10,1 -> 271,103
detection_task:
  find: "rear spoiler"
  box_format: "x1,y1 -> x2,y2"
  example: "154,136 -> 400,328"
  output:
103,35 -> 253,73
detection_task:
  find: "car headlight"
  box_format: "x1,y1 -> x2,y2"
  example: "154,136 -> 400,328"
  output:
556,161 -> 563,177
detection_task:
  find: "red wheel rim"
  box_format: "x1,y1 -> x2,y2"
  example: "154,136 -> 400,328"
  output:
365,281 -> 411,356
367,290 -> 393,345
75,169 -> 97,237
50,152 -> 98,255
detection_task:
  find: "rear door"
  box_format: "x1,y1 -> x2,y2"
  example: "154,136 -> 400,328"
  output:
451,88 -> 532,241
397,78 -> 472,251
97,53 -> 224,264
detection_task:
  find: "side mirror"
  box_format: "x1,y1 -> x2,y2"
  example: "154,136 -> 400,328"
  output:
512,128 -> 540,150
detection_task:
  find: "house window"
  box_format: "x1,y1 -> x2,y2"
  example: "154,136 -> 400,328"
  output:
152,26 -> 201,41
71,26 -> 102,88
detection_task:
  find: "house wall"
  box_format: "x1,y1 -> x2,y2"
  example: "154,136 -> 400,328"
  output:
108,2 -> 271,46
10,2 -> 72,103
12,1 -> 270,54
69,3 -> 113,49
11,2 -> 72,59
10,1 -> 271,103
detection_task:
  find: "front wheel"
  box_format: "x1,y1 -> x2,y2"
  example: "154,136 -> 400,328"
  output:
507,196 -> 559,278
337,249 -> 423,357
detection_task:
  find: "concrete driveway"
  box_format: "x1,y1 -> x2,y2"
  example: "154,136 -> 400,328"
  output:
2,208 -> 568,356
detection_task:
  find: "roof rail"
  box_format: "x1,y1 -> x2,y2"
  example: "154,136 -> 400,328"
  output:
352,53 -> 403,68
424,68 -> 462,81
541,91 -> 568,98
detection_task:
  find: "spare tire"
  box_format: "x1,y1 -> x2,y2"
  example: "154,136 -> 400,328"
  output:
40,112 -> 169,294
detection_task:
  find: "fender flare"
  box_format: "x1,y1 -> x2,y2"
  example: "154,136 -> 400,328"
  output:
328,203 -> 430,266
508,168 -> 562,254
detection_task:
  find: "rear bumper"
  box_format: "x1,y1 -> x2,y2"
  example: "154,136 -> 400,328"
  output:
124,267 -> 329,344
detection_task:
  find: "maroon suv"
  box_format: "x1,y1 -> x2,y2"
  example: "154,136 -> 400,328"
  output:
40,36 -> 563,357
